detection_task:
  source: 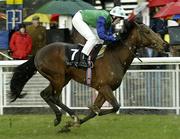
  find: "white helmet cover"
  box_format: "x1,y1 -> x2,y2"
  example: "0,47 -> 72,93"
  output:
110,6 -> 127,19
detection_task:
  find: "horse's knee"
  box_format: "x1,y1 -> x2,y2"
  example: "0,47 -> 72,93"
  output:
40,85 -> 52,99
88,105 -> 101,115
40,90 -> 49,99
40,91 -> 45,98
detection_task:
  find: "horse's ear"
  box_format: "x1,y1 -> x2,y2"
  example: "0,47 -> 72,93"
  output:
124,20 -> 134,31
133,21 -> 142,29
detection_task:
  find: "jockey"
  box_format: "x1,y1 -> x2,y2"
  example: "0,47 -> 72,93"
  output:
72,6 -> 127,67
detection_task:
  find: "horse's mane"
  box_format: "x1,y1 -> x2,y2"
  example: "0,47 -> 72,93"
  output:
120,20 -> 135,40
107,20 -> 135,49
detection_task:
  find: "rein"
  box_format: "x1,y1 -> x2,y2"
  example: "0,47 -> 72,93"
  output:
119,22 -> 143,63
118,22 -> 146,63
128,46 -> 143,62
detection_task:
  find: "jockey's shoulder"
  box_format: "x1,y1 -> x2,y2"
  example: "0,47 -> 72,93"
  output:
81,9 -> 109,16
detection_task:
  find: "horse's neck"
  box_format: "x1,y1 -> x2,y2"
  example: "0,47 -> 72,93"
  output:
109,39 -> 137,69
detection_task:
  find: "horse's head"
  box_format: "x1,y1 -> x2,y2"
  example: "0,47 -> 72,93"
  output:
134,22 -> 168,52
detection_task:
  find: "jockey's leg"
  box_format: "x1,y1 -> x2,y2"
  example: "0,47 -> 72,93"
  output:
72,11 -> 98,67
72,11 -> 98,56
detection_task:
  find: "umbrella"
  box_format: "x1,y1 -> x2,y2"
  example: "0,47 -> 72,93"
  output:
50,14 -> 60,22
24,13 -> 50,23
148,0 -> 177,7
154,1 -> 180,18
172,14 -> 180,20
36,0 -> 95,16
0,13 -> 6,19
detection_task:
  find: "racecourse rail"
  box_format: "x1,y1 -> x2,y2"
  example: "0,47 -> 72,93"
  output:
0,57 -> 180,115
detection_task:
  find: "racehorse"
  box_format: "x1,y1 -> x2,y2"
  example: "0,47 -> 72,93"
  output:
10,21 -> 167,132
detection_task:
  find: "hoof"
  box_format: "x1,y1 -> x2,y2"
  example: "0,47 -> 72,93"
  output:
54,118 -> 61,127
65,121 -> 74,127
73,122 -> 80,128
65,121 -> 80,128
58,127 -> 71,133
54,114 -> 62,126
88,105 -> 100,115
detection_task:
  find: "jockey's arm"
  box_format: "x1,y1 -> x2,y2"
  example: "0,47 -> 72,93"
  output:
96,16 -> 116,42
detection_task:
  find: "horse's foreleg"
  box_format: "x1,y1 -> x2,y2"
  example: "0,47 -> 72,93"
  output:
54,76 -> 80,126
98,86 -> 120,116
40,85 -> 62,126
79,93 -> 106,124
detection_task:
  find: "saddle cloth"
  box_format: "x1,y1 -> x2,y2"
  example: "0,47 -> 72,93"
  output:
65,44 -> 106,68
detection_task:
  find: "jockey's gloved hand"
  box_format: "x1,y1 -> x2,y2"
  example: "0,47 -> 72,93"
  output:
113,32 -> 122,41
108,35 -> 117,42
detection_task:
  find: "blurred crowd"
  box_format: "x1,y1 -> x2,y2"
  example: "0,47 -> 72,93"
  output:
137,7 -> 180,58
0,1 -> 180,60
0,15 -> 46,60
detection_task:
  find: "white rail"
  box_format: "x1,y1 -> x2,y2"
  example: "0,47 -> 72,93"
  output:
0,57 -> 180,115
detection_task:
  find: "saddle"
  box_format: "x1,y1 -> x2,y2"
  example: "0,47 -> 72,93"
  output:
65,44 -> 105,69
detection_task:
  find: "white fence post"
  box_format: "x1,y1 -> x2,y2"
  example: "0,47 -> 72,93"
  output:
172,71 -> 176,107
115,87 -> 120,114
120,81 -> 124,108
0,66 -> 3,115
176,64 -> 180,115
66,82 -> 71,109
116,81 -> 124,114
62,87 -> 66,104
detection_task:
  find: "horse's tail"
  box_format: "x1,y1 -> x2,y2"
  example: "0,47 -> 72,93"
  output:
10,56 -> 37,102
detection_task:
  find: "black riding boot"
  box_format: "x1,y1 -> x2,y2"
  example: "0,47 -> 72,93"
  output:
78,54 -> 88,68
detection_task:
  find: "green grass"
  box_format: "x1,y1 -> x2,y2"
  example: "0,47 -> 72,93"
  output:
1,114 -> 180,139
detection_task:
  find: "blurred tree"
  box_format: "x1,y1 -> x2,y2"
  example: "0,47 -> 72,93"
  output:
0,1 -> 5,13
24,0 -> 51,17
83,0 -> 95,5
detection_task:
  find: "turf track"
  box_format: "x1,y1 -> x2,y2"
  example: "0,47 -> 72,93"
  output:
0,114 -> 180,139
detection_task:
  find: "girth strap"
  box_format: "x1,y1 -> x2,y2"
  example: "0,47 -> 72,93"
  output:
86,56 -> 93,85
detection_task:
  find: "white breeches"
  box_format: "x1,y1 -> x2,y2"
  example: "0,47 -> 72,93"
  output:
72,11 -> 104,56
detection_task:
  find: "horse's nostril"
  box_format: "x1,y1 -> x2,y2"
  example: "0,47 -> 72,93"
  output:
163,43 -> 170,52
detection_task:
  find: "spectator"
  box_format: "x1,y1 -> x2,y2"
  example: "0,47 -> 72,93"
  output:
50,22 -> 58,29
150,18 -> 168,39
10,24 -> 32,60
168,19 -> 180,57
26,15 -> 46,56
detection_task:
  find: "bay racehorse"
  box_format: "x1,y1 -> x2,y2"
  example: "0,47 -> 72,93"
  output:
10,21 -> 167,132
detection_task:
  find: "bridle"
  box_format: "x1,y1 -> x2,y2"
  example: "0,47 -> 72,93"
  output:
116,22 -> 144,65
135,23 -> 160,50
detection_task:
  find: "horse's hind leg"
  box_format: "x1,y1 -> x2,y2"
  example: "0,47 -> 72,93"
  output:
52,88 -> 80,123
98,86 -> 120,116
40,84 -> 62,126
